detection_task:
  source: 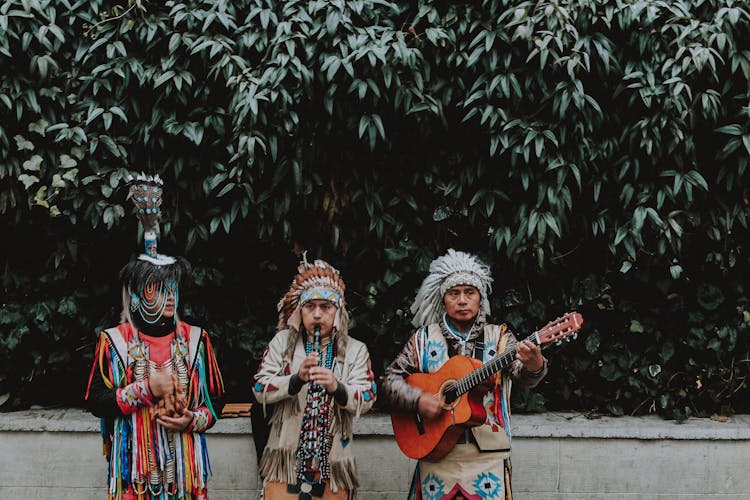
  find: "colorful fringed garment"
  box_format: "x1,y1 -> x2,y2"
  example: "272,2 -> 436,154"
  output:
85,321 -> 223,499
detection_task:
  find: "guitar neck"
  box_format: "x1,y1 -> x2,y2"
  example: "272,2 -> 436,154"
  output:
448,332 -> 541,399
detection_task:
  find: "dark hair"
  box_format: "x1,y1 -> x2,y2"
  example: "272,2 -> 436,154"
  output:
119,256 -> 192,291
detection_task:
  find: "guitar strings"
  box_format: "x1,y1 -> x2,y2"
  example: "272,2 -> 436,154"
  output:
439,315 -> 578,401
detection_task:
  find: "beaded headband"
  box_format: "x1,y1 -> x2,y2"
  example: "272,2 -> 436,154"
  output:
300,289 -> 342,309
277,255 -> 346,331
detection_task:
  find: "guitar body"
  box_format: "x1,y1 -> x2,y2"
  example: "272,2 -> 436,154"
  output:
390,312 -> 583,461
390,355 -> 488,461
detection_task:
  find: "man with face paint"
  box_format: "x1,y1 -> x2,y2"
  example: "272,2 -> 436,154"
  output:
253,256 -> 377,499
85,175 -> 223,500
381,249 -> 547,500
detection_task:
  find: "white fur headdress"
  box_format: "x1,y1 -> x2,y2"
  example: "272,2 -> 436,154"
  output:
410,249 -> 493,327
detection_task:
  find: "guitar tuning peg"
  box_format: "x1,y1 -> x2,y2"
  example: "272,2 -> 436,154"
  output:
572,332 -> 578,340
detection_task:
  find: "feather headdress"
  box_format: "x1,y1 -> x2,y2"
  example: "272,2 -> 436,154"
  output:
410,249 -> 493,327
277,255 -> 350,363
277,255 -> 347,331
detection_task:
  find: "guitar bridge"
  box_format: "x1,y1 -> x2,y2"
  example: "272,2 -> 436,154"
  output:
413,412 -> 425,435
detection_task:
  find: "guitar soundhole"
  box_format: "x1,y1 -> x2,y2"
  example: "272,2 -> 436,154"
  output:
438,379 -> 460,410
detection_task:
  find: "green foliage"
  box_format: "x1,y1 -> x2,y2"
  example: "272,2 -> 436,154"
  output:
1,0 -> 749,419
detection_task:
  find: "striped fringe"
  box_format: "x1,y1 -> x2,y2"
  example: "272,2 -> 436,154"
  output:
106,408 -> 212,499
99,332 -> 220,499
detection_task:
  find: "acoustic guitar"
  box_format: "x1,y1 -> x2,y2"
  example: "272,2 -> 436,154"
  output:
391,312 -> 583,461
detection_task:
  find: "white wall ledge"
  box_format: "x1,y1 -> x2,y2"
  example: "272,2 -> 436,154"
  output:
2,408 -> 749,440
3,409 -> 750,499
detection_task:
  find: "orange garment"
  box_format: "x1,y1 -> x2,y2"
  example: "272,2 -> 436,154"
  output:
140,331 -> 175,365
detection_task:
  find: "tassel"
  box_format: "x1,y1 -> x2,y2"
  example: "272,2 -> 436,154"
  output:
329,459 -> 360,496
203,334 -> 224,396
259,448 -> 298,484
86,336 -> 117,399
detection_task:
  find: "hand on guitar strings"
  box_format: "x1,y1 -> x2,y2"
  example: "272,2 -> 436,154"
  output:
418,393 -> 443,420
516,339 -> 544,372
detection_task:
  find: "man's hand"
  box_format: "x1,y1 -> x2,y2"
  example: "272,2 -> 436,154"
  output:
417,393 -> 443,420
310,366 -> 338,393
157,408 -> 193,431
516,339 -> 544,372
298,352 -> 319,382
148,368 -> 174,398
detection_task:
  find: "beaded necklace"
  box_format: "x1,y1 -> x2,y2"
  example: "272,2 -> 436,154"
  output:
295,337 -> 336,492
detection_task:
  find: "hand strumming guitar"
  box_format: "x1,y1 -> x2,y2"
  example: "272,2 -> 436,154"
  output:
418,393 -> 443,419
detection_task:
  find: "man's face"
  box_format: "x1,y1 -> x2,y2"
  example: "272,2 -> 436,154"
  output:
301,299 -> 337,337
443,285 -> 480,324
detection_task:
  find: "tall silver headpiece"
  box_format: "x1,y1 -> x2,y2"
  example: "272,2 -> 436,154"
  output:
126,172 -> 174,266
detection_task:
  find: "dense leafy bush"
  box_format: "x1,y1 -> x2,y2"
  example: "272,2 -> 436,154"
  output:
1,0 -> 749,419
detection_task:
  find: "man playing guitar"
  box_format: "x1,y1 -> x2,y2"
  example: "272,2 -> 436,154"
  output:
381,249 -> 547,500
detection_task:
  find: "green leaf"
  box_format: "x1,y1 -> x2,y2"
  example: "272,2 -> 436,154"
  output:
28,119 -> 49,136
629,320 -> 645,333
433,206 -> 451,221
661,342 -> 675,362
109,106 -> 128,123
217,183 -> 235,197
22,155 -> 43,171
715,124 -> 743,135
59,154 -> 77,169
543,213 -> 561,238
62,168 -> 79,181
14,135 -> 34,151
584,331 -> 600,354
51,174 -> 65,189
696,285 -> 724,311
669,264 -> 683,279
154,71 -> 176,89
384,247 -> 408,262
18,174 -> 39,189
325,11 -> 340,35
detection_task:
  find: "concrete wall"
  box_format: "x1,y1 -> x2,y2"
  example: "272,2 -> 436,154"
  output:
2,409 -> 750,499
